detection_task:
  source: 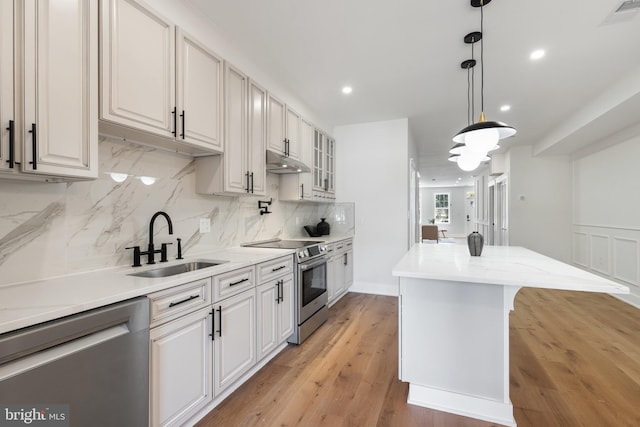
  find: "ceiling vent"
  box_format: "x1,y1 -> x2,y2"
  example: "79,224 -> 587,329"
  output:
602,0 -> 640,24
616,0 -> 640,13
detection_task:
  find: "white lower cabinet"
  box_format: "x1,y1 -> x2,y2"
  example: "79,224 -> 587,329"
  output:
257,273 -> 294,360
150,306 -> 213,427
213,288 -> 256,395
327,239 -> 354,306
149,258 -> 295,426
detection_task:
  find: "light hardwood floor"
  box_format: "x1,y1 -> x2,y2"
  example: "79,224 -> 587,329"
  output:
196,289 -> 640,427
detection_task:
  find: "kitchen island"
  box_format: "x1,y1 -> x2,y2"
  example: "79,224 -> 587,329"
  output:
392,244 -> 629,427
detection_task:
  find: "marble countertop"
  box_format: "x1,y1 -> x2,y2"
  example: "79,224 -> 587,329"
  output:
0,246 -> 295,335
392,244 -> 629,294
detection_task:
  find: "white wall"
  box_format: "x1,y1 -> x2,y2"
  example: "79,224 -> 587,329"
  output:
335,119 -> 409,296
506,145 -> 572,262
572,134 -> 640,307
420,186 -> 473,237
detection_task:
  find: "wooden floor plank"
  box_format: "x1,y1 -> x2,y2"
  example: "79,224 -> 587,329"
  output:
196,289 -> 640,427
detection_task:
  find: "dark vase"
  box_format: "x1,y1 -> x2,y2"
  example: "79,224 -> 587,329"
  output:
467,231 -> 484,256
317,218 -> 330,235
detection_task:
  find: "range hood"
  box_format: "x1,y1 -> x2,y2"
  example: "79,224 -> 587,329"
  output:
265,149 -> 311,174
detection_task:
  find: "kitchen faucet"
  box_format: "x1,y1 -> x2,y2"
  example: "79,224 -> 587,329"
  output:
127,211 -> 181,266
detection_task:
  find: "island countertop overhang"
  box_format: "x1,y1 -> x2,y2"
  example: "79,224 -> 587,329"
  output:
392,244 -> 629,295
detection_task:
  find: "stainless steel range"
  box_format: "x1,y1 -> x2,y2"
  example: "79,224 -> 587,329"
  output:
243,239 -> 328,344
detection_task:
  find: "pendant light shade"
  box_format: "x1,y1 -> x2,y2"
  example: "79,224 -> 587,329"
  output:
451,0 -> 516,164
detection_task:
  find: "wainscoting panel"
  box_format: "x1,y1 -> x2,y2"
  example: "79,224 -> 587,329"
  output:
613,237 -> 639,285
589,234 -> 610,275
572,225 -> 640,308
573,232 -> 589,267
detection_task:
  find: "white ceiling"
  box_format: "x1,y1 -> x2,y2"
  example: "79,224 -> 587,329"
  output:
188,0 -> 640,187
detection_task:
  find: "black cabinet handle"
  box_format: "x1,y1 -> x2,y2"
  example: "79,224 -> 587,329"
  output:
284,138 -> 289,157
180,110 -> 185,139
5,120 -> 15,168
229,277 -> 249,286
28,123 -> 37,170
344,253 -> 348,266
209,309 -> 215,341
250,172 -> 254,193
271,265 -> 286,272
168,294 -> 198,307
324,178 -> 328,191
300,183 -> 304,199
275,282 -> 280,304
245,171 -> 250,193
279,280 -> 284,302
172,107 -> 177,136
216,306 -> 222,337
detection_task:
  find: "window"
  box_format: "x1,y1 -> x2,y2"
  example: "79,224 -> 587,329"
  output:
434,193 -> 450,224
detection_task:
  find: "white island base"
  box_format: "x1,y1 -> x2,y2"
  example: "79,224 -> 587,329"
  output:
400,278 -> 519,426
393,244 -> 629,427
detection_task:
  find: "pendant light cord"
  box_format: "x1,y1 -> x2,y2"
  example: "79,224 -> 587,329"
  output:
480,2 -> 485,115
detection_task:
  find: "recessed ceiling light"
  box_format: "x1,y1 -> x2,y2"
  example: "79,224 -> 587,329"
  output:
530,49 -> 545,60
342,86 -> 353,94
500,105 -> 511,112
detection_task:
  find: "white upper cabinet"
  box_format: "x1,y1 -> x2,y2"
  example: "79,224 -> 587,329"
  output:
100,0 -> 223,155
222,62 -> 248,194
100,0 -> 174,137
285,106 -> 301,160
247,79 -> 267,195
279,118 -> 314,201
312,129 -> 336,200
177,29 -> 223,152
194,68 -> 267,196
1,0 -> 98,180
267,93 -> 301,162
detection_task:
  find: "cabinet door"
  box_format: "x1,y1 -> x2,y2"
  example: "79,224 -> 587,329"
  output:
266,93 -> 286,154
285,106 -> 300,160
344,250 -> 354,288
176,29 -> 223,152
150,307 -> 213,427
299,119 -> 313,198
222,62 -> 247,194
326,255 -> 336,302
214,289 -> 256,395
325,137 -> 335,195
23,0 -> 97,178
278,275 -> 295,343
256,282 -> 278,361
100,0 -> 175,138
0,0 -> 17,173
313,129 -> 325,191
247,79 -> 266,195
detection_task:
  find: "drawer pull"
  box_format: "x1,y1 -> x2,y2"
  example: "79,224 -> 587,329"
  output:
168,295 -> 199,307
271,265 -> 286,272
229,277 -> 249,286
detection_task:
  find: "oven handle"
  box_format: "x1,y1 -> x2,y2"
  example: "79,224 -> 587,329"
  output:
299,257 -> 327,270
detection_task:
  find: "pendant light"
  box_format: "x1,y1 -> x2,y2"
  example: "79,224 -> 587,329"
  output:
453,0 -> 516,153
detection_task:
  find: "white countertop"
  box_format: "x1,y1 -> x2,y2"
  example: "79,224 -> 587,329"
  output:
0,246 -> 295,335
392,244 -> 629,294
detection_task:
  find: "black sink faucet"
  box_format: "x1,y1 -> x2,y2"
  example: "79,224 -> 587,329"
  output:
144,211 -> 173,264
126,211 -> 182,267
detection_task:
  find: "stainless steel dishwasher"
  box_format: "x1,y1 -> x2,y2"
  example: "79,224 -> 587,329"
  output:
0,297 -> 149,426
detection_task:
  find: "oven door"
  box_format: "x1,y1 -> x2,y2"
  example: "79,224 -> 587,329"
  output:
298,256 -> 328,323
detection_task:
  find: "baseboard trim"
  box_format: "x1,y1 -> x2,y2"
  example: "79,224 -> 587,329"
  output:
348,281 -> 398,297
407,383 -> 516,427
612,291 -> 640,309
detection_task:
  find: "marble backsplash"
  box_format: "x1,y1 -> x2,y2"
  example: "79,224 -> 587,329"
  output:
0,136 -> 354,286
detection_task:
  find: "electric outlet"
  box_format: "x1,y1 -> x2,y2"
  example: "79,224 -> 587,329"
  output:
199,218 -> 211,233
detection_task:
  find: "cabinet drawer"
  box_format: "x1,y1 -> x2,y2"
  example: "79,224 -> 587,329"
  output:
149,278 -> 211,326
212,266 -> 255,302
257,255 -> 294,284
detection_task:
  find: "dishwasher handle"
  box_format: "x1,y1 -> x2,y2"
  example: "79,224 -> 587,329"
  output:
0,324 -> 129,382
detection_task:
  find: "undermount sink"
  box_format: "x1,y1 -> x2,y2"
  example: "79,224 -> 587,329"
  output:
129,260 -> 227,278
